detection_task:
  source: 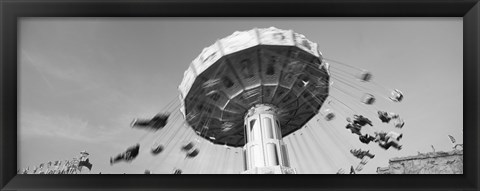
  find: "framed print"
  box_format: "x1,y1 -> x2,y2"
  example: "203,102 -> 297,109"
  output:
1,0 -> 479,190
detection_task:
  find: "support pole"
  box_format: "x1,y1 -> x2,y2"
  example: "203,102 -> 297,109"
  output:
242,104 -> 296,174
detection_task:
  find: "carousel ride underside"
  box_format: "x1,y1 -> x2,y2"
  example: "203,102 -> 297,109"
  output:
182,45 -> 329,147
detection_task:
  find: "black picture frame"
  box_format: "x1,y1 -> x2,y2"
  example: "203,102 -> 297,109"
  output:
1,0 -> 479,190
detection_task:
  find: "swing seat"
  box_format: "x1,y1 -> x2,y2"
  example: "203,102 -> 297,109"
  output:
151,145 -> 164,155
389,89 -> 404,102
173,169 -> 182,174
393,119 -> 405,128
181,142 -> 194,151
358,71 -> 372,82
361,94 -> 376,105
324,112 -> 335,121
186,149 -> 200,158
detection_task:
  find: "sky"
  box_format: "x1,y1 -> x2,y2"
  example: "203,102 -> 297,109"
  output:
18,18 -> 463,174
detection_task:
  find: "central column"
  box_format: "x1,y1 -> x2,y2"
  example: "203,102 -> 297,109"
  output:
241,104 -> 296,174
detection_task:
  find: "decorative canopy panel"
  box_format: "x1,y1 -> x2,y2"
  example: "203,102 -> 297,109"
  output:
179,27 -> 329,147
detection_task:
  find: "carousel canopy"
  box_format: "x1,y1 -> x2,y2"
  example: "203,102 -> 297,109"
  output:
178,27 -> 329,147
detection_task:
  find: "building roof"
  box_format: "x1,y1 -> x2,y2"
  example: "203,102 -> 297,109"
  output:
389,149 -> 463,163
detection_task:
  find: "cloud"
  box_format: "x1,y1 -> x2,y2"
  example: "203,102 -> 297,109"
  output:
22,50 -> 84,84
19,111 -> 124,144
20,50 -> 56,90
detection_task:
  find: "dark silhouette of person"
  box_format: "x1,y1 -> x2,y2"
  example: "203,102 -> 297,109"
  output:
131,113 -> 170,131
110,144 -> 140,165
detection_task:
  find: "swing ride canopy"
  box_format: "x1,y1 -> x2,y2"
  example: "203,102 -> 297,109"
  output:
179,27 -> 330,147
